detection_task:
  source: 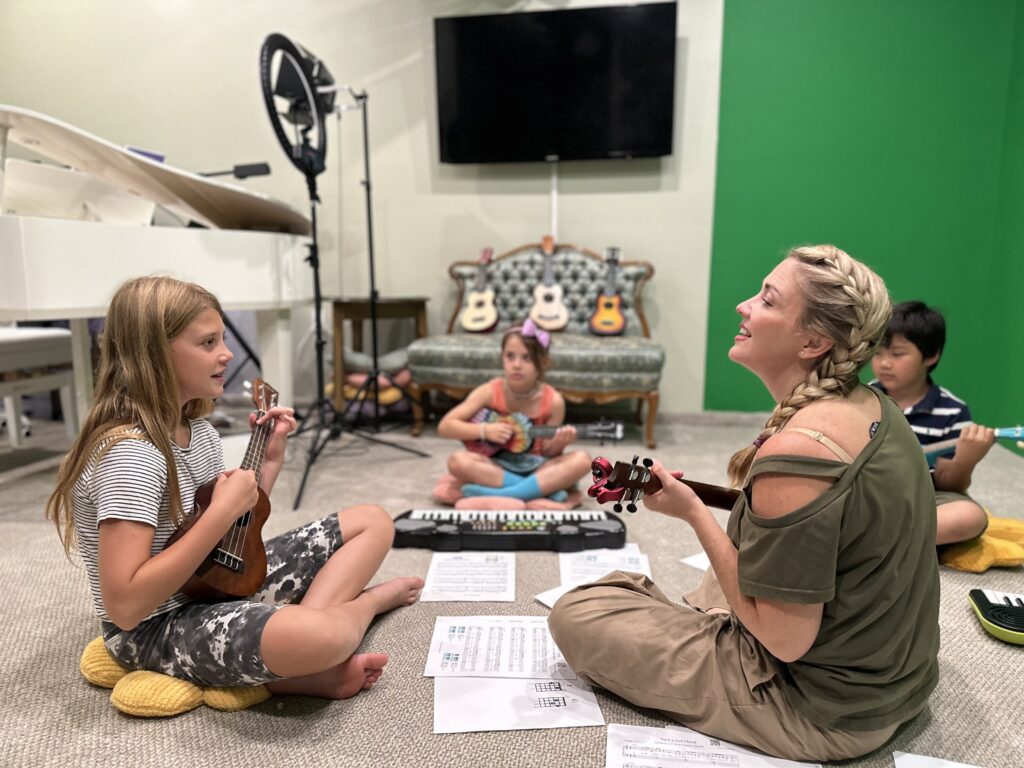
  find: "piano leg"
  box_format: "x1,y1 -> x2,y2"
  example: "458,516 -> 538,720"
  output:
69,318 -> 92,428
255,308 -> 294,409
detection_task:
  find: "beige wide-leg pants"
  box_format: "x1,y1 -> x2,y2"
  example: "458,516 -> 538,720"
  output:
547,570 -> 899,762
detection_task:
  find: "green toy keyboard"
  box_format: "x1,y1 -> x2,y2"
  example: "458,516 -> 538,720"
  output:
968,589 -> 1024,645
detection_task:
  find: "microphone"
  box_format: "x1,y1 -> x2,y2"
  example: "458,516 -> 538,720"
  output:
199,163 -> 271,180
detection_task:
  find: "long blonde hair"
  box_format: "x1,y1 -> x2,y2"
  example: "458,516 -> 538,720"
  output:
727,245 -> 892,487
46,276 -> 222,553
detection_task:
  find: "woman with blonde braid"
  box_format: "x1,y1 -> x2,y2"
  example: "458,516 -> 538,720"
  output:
548,246 -> 939,761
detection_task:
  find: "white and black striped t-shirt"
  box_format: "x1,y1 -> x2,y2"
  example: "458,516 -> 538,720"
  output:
72,419 -> 224,621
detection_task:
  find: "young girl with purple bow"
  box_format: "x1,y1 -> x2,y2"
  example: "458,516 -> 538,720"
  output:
437,319 -> 591,501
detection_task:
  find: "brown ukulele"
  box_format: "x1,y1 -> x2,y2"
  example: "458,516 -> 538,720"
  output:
588,455 -> 741,513
165,379 -> 277,601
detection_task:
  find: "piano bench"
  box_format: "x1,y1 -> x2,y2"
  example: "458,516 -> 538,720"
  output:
0,327 -> 78,448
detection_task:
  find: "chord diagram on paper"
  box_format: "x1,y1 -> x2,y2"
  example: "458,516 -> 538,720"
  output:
532,681 -> 564,692
533,696 -> 568,708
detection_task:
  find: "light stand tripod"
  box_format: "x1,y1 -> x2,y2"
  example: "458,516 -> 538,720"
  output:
260,34 -> 427,508
328,89 -> 429,440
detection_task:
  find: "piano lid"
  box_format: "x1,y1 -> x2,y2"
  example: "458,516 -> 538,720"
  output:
0,105 -> 311,236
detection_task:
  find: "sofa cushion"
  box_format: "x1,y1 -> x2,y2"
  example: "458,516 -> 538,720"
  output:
407,332 -> 664,393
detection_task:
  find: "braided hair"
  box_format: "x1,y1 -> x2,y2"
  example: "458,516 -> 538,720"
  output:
727,245 -> 892,487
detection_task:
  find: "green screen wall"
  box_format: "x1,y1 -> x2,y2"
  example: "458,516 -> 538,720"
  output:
706,0 -> 1023,441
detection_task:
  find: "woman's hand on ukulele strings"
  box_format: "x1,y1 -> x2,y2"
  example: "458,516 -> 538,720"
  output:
642,461 -> 701,523
544,425 -> 577,455
211,469 -> 259,522
250,406 -> 297,465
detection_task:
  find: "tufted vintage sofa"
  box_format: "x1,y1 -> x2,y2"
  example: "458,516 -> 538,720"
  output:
406,241 -> 665,447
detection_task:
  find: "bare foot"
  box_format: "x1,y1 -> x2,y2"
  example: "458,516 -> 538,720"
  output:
266,652 -> 389,699
364,576 -> 424,614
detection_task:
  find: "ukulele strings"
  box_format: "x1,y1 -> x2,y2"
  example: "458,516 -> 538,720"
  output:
223,413 -> 271,560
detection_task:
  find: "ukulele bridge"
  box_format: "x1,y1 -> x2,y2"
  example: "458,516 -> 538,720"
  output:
212,548 -> 244,572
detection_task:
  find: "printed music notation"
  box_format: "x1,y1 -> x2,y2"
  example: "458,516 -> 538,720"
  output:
608,724 -> 822,768
433,676 -> 605,734
559,543 -> 651,587
421,552 -> 515,602
622,744 -> 737,765
425,615 -> 573,679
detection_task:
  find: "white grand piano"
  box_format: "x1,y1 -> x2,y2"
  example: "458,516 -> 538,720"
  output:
0,105 -> 313,421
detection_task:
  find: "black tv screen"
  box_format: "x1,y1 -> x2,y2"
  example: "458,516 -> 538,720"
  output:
434,3 -> 677,164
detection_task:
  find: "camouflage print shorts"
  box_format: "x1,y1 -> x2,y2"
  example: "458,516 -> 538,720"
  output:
102,514 -> 343,687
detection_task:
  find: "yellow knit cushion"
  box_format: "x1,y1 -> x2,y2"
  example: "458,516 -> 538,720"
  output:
80,637 -> 271,717
342,383 -> 403,406
939,533 -> 1024,574
984,515 -> 1024,547
204,685 -> 271,711
79,637 -> 129,689
110,671 -> 203,718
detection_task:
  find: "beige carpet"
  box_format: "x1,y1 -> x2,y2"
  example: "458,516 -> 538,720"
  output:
2,412 -> 1022,768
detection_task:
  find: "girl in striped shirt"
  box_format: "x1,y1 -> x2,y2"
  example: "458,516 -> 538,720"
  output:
46,276 -> 423,698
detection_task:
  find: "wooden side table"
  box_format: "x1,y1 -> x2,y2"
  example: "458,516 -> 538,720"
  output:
330,296 -> 428,413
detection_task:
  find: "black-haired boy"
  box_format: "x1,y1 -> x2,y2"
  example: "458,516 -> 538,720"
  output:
870,301 -> 994,545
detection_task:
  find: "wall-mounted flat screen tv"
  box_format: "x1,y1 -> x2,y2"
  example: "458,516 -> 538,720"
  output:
434,2 -> 677,164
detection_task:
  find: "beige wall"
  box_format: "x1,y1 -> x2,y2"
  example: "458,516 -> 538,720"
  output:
0,0 -> 722,413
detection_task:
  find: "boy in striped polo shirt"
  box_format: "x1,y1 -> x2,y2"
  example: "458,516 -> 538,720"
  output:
870,301 -> 994,545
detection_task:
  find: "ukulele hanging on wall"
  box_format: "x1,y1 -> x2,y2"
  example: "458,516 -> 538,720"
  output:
459,247 -> 498,333
589,246 -> 626,336
528,235 -> 570,331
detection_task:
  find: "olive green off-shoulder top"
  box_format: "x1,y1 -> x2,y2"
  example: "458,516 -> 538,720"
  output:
726,387 -> 940,732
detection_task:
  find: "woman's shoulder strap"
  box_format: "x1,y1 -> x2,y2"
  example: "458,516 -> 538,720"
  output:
781,427 -> 854,463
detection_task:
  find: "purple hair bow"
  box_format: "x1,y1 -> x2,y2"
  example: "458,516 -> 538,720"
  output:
521,318 -> 551,349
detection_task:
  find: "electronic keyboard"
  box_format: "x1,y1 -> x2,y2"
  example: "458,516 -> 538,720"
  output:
393,508 -> 626,552
968,589 -> 1024,645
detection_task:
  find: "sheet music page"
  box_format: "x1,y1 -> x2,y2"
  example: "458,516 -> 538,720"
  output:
424,615 -> 574,679
558,544 -> 650,587
534,583 -> 576,609
433,676 -> 604,733
606,724 -> 740,767
420,552 -> 515,602
666,725 -> 821,767
609,724 -> 822,768
893,752 -> 981,768
680,551 -> 711,571
534,545 -> 648,608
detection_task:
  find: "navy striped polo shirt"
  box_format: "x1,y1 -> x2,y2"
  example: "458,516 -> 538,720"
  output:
869,380 -> 972,459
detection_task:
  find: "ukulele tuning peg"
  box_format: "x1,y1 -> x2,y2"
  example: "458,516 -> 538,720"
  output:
631,454 -> 640,465
626,503 -> 637,514
613,503 -> 623,514
642,457 -> 653,468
